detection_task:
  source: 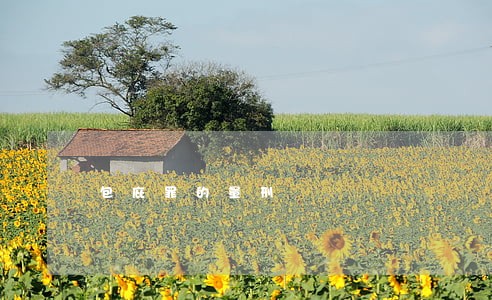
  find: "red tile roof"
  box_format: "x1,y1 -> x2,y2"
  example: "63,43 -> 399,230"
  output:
58,129 -> 186,157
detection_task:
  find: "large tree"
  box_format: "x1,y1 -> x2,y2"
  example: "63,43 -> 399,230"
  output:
131,62 -> 274,131
45,16 -> 178,116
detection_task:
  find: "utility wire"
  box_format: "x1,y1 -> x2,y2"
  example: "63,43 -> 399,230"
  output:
258,45 -> 492,80
0,90 -> 52,96
0,46 -> 490,95
0,92 -> 50,96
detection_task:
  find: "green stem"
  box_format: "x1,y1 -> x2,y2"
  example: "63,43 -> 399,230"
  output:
191,277 -> 197,300
376,274 -> 380,295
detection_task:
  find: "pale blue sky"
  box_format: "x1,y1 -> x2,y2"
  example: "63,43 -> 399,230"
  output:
1,0 -> 491,114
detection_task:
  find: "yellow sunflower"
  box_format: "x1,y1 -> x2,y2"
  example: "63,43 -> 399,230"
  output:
370,231 -> 382,248
428,238 -> 460,275
270,289 -> 281,300
329,274 -> 345,290
204,274 -> 230,296
171,251 -> 185,281
388,275 -> 408,295
385,255 -> 400,275
214,242 -> 231,274
318,229 -> 351,261
125,265 -> 145,285
328,260 -> 345,289
159,288 -> 174,300
80,249 -> 92,266
354,273 -> 370,285
271,263 -> 293,288
284,243 -> 306,275
41,269 -> 53,287
464,235 -> 483,253
417,274 -> 433,298
193,244 -> 206,256
114,274 -> 137,300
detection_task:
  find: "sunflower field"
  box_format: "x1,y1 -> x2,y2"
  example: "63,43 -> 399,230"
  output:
2,138 -> 492,299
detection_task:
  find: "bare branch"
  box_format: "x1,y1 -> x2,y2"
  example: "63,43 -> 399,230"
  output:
45,15 -> 178,116
99,94 -> 132,116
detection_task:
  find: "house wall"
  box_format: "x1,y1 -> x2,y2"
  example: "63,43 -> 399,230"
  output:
58,157 -> 110,172
60,159 -> 68,171
110,158 -> 163,174
163,138 -> 205,174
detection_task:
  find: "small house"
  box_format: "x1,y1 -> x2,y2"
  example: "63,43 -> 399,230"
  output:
58,129 -> 205,174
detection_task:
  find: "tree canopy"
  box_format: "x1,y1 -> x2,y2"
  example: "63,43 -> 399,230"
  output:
45,16 -> 178,117
131,62 -> 274,131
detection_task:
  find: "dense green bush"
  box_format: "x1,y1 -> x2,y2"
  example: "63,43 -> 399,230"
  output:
131,64 -> 274,131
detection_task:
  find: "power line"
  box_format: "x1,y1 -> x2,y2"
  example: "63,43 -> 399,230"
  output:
258,45 -> 492,81
0,45 -> 490,95
0,90 -> 50,96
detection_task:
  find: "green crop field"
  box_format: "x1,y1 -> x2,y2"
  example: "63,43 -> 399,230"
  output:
273,113 -> 492,131
0,113 -> 129,149
1,112 -> 492,149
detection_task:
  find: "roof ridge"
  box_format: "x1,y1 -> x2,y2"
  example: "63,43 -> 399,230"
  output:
58,129 -> 187,157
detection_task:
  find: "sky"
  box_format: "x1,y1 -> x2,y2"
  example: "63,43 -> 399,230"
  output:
1,0 -> 491,115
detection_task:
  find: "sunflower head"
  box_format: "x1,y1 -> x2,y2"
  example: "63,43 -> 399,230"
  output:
369,231 -> 382,248
284,243 -> 306,276
385,254 -> 400,275
464,236 -> 483,253
204,274 -> 230,296
370,231 -> 380,241
388,275 -> 408,295
214,242 -> 231,274
428,238 -> 460,275
417,273 -> 433,297
318,229 -> 351,261
271,263 -> 293,288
